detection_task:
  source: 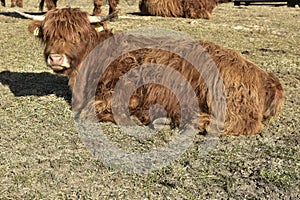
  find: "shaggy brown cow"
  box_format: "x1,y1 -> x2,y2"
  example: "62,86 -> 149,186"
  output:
39,0 -> 119,16
1,0 -> 22,7
139,0 -> 232,19
17,8 -> 284,136
1,0 -> 119,16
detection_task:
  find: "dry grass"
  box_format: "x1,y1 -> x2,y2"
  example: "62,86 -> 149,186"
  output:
0,1 -> 299,199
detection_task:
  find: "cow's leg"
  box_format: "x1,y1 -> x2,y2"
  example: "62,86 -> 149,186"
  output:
108,0 -> 119,15
46,0 -> 57,10
93,0 -> 103,16
39,0 -> 45,11
16,0 -> 22,7
11,0 -> 16,7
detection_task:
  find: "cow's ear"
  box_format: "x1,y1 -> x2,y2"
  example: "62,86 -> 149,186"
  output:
28,21 -> 43,37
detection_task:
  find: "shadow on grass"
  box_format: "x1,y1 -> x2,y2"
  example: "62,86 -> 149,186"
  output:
0,70 -> 71,102
0,11 -> 46,19
126,12 -> 147,16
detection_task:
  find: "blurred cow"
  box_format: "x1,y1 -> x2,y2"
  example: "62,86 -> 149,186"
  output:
1,0 -> 22,7
0,0 -> 118,17
139,0 -> 232,19
39,0 -> 119,16
17,8 -> 284,135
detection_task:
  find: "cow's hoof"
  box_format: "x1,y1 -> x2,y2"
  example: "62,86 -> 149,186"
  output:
150,117 -> 172,131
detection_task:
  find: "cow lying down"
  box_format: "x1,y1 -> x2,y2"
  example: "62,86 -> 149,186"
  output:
139,0 -> 232,19
17,8 -> 284,136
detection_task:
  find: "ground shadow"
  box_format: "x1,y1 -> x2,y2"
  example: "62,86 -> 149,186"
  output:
0,70 -> 71,102
0,11 -> 45,19
126,12 -> 145,16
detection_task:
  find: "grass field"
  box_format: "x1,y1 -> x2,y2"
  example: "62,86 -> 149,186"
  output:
0,1 -> 299,199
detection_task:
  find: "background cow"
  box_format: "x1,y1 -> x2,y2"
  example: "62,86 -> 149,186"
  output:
39,0 -> 119,16
1,0 -> 22,7
139,0 -> 232,19
1,0 -> 118,17
17,8 -> 284,136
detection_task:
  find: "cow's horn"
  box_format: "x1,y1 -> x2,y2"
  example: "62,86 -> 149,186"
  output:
15,10 -> 45,21
88,11 -> 118,23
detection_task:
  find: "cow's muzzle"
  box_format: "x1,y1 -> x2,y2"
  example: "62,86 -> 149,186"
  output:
47,54 -> 70,71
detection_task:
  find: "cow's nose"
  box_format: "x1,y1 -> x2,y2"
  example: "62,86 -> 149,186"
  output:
48,54 -> 64,66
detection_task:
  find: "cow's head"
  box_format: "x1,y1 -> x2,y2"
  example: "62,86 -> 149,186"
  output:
17,8 -> 115,76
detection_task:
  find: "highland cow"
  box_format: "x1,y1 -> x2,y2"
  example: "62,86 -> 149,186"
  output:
1,0 -> 22,7
139,0 -> 232,19
39,0 -> 119,16
17,8 -> 284,136
1,0 -> 119,16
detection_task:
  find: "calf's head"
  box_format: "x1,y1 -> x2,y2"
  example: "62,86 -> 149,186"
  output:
17,8 -> 114,76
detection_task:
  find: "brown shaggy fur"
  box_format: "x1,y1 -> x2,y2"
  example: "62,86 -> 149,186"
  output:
1,0 -> 22,7
139,0 -> 232,19
28,8 -> 113,87
39,0 -> 57,11
27,8 -> 284,135
39,0 -> 119,16
0,0 -> 118,16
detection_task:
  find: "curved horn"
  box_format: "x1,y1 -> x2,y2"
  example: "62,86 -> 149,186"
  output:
15,10 -> 45,21
88,11 -> 118,23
